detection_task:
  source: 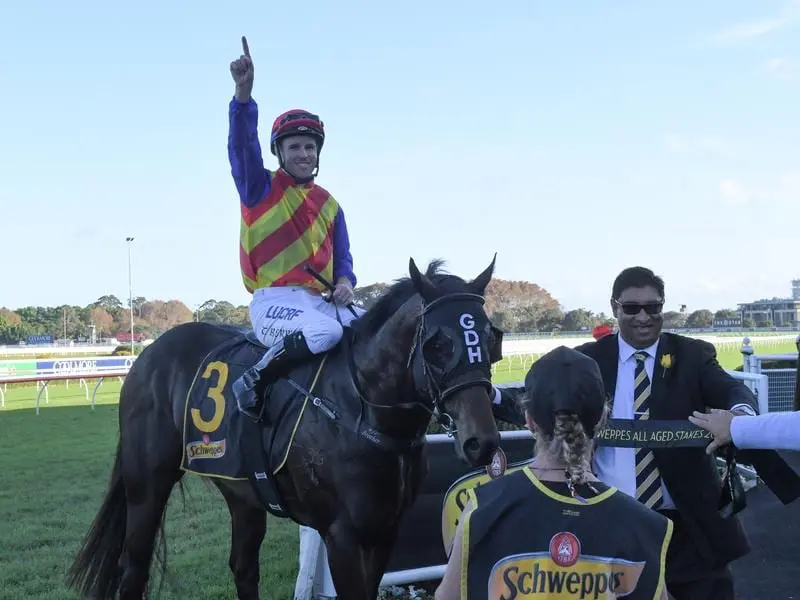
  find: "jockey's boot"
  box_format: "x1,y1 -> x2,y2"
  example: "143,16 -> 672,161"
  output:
233,331 -> 313,420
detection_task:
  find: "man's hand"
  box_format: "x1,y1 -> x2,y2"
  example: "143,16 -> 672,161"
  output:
688,408 -> 736,455
332,280 -> 354,305
230,36 -> 254,102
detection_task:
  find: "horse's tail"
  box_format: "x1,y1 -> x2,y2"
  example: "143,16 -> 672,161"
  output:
65,437 -> 127,599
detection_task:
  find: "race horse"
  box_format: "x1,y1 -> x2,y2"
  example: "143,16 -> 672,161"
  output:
66,256 -> 504,600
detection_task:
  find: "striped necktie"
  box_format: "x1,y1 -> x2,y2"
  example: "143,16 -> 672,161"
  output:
633,351 -> 663,509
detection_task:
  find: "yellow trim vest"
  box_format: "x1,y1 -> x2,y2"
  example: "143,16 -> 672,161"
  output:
240,169 -> 339,293
460,467 -> 673,599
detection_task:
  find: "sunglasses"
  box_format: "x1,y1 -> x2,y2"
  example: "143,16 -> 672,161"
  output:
614,300 -> 663,316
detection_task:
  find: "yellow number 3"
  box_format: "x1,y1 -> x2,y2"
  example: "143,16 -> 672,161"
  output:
191,361 -> 228,433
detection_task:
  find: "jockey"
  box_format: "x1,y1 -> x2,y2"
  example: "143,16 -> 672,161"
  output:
227,37 -> 362,417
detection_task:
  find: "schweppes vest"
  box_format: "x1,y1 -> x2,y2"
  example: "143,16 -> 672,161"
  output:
240,169 -> 340,293
461,467 -> 673,600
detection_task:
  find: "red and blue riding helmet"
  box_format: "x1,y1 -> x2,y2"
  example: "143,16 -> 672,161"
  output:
270,109 -> 325,156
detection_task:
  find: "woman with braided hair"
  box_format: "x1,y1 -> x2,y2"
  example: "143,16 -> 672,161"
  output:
435,346 -> 673,600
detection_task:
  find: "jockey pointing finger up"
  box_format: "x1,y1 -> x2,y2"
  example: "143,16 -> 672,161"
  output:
226,35 -> 362,419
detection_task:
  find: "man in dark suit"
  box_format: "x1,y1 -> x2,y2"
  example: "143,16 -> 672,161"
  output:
574,266 -> 757,600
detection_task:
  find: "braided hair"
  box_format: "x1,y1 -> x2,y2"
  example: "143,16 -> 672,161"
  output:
531,403 -> 609,496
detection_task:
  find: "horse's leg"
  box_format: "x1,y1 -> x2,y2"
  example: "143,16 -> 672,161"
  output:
117,468 -> 183,599
324,519 -> 397,600
217,482 -> 267,600
117,411 -> 184,600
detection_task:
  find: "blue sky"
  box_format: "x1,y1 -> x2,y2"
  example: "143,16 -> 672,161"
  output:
1,0 -> 798,315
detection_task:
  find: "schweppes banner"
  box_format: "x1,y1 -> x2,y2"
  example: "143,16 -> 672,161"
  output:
593,418 -> 712,448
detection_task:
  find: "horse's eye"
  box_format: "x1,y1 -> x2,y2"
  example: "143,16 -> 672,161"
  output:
424,333 -> 454,365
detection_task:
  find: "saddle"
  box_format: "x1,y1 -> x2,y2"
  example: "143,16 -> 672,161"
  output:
179,328 -> 333,517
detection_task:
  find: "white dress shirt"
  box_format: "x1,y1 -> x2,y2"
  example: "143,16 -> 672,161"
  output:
731,411 -> 800,451
593,335 -> 756,509
593,336 -> 677,508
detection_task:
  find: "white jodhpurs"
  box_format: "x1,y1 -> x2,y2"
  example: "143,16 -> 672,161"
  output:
248,286 -> 362,354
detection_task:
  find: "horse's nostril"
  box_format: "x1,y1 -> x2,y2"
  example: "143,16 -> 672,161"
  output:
463,438 -> 480,454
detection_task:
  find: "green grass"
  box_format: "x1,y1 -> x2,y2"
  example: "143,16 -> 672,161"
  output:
0,403 -> 301,599
0,336 -> 796,599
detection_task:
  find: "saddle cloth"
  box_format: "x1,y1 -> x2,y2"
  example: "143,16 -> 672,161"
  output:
179,331 -> 327,517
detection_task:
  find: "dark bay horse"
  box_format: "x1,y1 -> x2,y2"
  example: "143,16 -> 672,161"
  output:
66,257 -> 503,600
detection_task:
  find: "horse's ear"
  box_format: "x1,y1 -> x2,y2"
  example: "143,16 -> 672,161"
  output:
469,253 -> 496,295
409,257 -> 437,301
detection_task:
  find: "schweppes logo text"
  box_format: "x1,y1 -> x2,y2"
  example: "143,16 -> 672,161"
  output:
488,554 -> 644,599
186,439 -> 226,461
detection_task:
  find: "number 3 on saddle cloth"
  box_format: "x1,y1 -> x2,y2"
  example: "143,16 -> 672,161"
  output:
180,331 -> 328,517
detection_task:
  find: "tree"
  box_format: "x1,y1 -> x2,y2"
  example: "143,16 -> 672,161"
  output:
0,308 -> 22,326
685,309 -> 713,329
662,311 -> 687,329
197,300 -> 240,325
131,296 -> 147,317
353,283 -> 389,310
536,307 -> 564,332
92,295 -> 124,313
562,309 -> 594,332
89,306 -> 114,335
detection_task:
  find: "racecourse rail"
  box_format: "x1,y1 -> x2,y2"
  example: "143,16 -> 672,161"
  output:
0,355 -> 134,414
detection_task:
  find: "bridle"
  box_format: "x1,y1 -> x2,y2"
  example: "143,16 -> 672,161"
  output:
405,292 -> 495,432
345,290 -> 501,438
298,265 -> 502,451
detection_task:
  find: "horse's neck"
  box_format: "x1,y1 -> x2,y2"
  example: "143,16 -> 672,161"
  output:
352,300 -> 429,436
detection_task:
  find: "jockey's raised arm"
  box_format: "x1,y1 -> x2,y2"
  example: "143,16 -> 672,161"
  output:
228,36 -> 267,208
228,97 -> 268,208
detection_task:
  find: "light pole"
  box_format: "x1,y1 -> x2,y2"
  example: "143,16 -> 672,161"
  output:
126,237 -> 135,354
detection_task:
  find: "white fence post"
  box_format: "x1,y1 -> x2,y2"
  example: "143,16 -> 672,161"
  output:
741,336 -> 753,373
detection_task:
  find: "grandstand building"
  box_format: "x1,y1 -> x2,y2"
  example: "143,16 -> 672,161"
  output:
737,279 -> 800,327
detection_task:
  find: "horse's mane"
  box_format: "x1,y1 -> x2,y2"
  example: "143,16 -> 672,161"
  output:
351,259 -> 467,338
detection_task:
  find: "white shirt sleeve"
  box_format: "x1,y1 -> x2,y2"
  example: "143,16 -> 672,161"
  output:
730,411 -> 800,451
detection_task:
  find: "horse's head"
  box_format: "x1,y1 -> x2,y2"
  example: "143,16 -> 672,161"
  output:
405,255 -> 502,467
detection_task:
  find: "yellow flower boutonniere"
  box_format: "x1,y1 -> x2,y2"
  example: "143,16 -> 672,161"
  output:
660,354 -> 673,377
